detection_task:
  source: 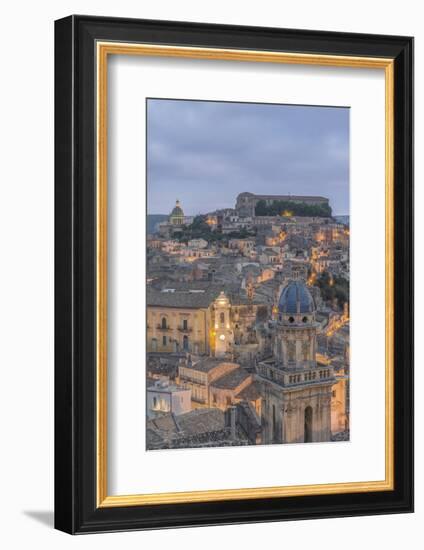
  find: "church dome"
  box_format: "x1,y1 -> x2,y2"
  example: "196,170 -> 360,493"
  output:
171,201 -> 184,216
169,200 -> 185,225
170,199 -> 184,217
278,280 -> 315,314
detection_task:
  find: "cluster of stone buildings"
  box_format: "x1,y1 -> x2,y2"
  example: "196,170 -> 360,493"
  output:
146,194 -> 350,450
235,191 -> 330,217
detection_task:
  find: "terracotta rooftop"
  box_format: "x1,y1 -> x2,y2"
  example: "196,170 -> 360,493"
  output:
176,408 -> 225,435
188,358 -> 239,374
210,368 -> 251,390
237,380 -> 262,401
147,288 -> 220,308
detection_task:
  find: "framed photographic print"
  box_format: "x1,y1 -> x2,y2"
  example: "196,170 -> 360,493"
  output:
54,15 -> 413,533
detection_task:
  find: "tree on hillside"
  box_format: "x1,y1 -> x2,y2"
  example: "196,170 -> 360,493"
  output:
313,271 -> 349,309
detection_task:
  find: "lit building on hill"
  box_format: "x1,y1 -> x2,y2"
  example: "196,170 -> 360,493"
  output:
235,192 -> 330,217
169,199 -> 185,225
158,199 -> 193,237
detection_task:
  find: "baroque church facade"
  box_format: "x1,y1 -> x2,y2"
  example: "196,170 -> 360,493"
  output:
257,280 -> 335,444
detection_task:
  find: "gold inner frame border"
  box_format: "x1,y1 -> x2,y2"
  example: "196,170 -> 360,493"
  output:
96,42 -> 394,508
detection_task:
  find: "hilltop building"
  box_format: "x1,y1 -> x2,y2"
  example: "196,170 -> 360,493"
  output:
169,199 -> 185,225
158,199 -> 193,237
235,192 -> 330,217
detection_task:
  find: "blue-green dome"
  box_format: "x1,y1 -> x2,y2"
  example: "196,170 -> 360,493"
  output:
169,200 -> 185,225
170,199 -> 184,218
171,206 -> 183,217
278,281 -> 315,314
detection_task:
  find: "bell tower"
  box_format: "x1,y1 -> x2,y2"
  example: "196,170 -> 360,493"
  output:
275,281 -> 316,369
213,291 -> 234,358
258,280 -> 335,444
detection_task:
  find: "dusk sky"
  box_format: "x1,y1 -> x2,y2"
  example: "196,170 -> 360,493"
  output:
147,99 -> 349,216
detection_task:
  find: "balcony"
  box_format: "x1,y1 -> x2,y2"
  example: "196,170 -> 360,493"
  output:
177,326 -> 192,333
156,324 -> 171,331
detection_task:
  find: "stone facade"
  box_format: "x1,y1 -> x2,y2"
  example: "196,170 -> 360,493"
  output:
147,304 -> 211,355
177,358 -> 239,405
235,192 -> 330,217
258,280 -> 335,444
147,286 -> 269,358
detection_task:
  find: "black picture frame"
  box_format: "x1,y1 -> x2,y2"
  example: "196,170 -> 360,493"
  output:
55,15 -> 414,534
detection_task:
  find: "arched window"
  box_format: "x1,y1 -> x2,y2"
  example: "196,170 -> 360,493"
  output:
304,406 -> 313,443
161,317 -> 167,329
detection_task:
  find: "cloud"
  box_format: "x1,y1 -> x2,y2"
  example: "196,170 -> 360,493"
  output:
147,99 -> 349,215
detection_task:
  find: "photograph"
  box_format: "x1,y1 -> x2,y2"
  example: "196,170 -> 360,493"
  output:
145,98 -> 350,450
51,11 -> 413,536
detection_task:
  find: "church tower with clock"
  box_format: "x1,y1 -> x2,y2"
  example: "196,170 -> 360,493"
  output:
213,291 -> 234,358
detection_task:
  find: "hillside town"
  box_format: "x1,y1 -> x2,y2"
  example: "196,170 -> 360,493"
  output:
146,192 -> 350,450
